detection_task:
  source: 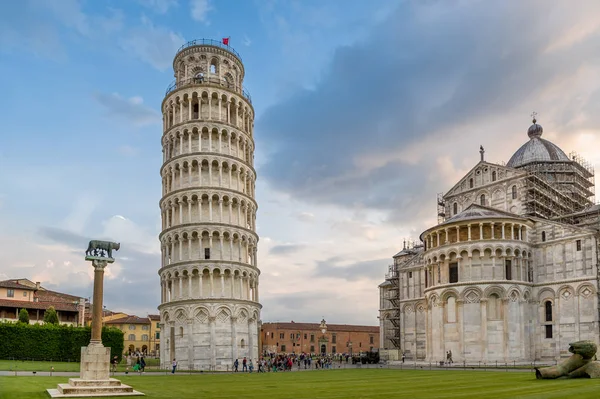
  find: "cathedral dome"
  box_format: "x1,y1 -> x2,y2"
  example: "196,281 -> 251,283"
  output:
506,119 -> 570,168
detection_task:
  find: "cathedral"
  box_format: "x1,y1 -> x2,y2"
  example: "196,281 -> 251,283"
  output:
379,118 -> 600,363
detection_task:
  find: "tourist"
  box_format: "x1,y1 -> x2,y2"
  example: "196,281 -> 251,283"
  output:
248,359 -> 254,373
234,358 -> 239,372
448,350 -> 453,364
140,356 -> 146,373
171,359 -> 177,374
242,356 -> 247,372
111,356 -> 118,373
401,352 -> 405,363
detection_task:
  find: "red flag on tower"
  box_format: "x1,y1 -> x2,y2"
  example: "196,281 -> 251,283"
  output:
222,37 -> 230,46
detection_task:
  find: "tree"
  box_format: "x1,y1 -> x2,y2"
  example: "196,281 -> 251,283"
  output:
43,306 -> 59,325
18,309 -> 29,324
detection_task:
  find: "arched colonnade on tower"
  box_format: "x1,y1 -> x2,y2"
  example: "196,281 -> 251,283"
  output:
162,124 -> 254,167
160,228 -> 258,267
161,191 -> 257,231
161,156 -> 256,198
159,266 -> 259,304
163,89 -> 253,136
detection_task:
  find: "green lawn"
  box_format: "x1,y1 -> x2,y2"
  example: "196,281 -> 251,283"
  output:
2,369 -> 600,398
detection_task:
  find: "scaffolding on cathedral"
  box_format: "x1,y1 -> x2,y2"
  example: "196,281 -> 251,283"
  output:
434,152 -> 597,226
381,241 -> 423,354
521,151 -> 595,221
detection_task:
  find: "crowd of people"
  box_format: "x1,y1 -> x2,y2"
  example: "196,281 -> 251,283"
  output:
232,352 -> 356,373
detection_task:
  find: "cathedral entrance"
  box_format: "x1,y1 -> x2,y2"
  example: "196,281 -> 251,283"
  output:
320,344 -> 326,354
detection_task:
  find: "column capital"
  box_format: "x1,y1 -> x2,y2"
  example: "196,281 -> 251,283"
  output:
91,260 -> 109,271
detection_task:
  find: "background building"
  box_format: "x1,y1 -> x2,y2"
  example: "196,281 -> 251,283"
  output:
158,38 -> 260,371
379,118 -> 600,363
261,320 -> 379,355
105,315 -> 154,355
148,314 -> 161,356
0,278 -> 85,325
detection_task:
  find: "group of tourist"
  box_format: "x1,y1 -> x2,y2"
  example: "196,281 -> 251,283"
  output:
232,352 -> 355,373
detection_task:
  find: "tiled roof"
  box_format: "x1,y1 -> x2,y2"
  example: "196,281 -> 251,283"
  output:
0,298 -> 78,312
36,289 -> 82,304
262,322 -> 379,333
148,314 -> 160,320
0,280 -> 36,290
105,315 -> 150,325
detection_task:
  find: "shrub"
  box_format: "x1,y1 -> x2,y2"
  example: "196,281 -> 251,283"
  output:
43,306 -> 59,325
0,323 -> 124,362
18,309 -> 29,324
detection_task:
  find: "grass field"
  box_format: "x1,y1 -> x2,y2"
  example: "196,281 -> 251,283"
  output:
2,369 -> 600,399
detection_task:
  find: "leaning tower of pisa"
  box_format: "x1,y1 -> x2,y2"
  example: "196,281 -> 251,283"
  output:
158,39 -> 260,371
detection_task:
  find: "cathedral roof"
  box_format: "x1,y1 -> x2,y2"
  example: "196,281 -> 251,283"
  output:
506,119 -> 570,168
443,204 -> 525,225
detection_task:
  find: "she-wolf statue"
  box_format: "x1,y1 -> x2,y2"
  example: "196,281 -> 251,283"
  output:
85,240 -> 121,258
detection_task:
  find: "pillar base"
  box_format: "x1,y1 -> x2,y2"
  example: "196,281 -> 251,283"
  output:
46,378 -> 144,397
80,344 -> 111,380
47,345 -> 143,397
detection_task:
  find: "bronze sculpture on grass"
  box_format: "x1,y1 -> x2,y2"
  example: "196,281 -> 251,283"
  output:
535,341 -> 600,379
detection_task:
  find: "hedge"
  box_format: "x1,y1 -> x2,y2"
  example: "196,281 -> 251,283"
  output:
0,322 -> 124,362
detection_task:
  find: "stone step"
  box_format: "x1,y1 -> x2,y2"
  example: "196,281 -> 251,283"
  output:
58,383 -> 134,395
47,387 -> 144,398
68,378 -> 123,387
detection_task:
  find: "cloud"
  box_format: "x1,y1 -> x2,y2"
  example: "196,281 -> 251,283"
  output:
0,1 -> 123,59
62,194 -> 100,234
243,34 -> 252,47
120,16 -> 185,71
269,243 -> 306,256
138,0 -> 178,14
93,92 -> 161,126
295,212 -> 315,222
34,217 -> 161,314
262,289 -> 378,325
256,1 -> 600,226
313,257 -> 389,282
190,0 -> 212,24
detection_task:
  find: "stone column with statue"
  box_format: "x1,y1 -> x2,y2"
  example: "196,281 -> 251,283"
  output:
47,240 -> 143,397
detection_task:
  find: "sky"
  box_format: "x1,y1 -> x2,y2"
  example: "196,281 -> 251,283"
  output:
1,0 -> 600,326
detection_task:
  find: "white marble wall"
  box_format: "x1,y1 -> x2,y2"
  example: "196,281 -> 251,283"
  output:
380,227 -> 600,362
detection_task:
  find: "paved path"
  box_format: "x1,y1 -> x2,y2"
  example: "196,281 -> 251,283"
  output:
0,363 -> 541,377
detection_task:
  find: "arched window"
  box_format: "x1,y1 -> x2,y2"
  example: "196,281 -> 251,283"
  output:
542,231 -> 546,242
453,203 -> 458,215
545,301 -> 553,322
492,171 -> 497,181
480,194 -> 486,206
469,178 -> 474,188
240,339 -> 246,349
511,185 -> 517,199
449,262 -> 458,283
128,334 -> 135,341
210,59 -> 218,74
179,326 -> 184,337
